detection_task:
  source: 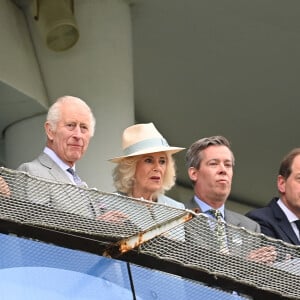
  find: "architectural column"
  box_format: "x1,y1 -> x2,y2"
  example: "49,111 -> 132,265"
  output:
5,0 -> 134,191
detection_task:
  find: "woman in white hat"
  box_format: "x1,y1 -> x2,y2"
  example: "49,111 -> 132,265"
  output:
109,123 -> 185,208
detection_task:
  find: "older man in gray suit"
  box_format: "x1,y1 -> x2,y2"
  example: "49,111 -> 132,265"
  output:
17,95 -> 97,217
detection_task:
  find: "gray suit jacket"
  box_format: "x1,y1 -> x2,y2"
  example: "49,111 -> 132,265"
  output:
18,152 -> 76,184
185,197 -> 260,233
17,153 -> 97,218
185,197 -> 261,257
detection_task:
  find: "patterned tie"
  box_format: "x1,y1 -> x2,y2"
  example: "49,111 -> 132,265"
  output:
207,209 -> 228,254
67,168 -> 82,186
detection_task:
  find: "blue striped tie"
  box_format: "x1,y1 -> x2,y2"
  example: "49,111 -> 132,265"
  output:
67,168 -> 82,186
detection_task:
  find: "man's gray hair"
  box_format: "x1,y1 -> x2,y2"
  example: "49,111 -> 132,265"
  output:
46,95 -> 96,136
185,135 -> 235,169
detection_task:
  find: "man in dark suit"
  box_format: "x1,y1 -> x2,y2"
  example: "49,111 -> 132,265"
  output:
246,148 -> 300,245
17,95 -> 97,217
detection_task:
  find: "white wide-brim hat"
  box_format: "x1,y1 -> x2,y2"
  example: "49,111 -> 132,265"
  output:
109,123 -> 185,163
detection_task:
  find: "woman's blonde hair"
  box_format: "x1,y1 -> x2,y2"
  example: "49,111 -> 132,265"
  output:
112,152 -> 176,199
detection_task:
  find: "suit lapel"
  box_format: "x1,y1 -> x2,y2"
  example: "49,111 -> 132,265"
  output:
186,197 -> 202,213
39,153 -> 97,217
38,153 -> 72,184
271,200 -> 300,245
185,197 -> 222,250
224,210 -> 238,226
279,221 -> 299,245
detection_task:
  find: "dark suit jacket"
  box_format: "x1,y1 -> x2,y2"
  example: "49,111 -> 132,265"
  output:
246,197 -> 300,245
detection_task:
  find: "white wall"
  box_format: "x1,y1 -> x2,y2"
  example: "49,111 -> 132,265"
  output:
4,0 -> 135,192
0,0 -> 48,106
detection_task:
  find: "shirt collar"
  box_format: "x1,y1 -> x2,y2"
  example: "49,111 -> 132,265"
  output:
194,195 -> 225,218
44,147 -> 75,172
277,198 -> 298,223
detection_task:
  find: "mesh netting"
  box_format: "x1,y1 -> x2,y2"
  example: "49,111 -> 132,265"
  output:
0,167 -> 300,299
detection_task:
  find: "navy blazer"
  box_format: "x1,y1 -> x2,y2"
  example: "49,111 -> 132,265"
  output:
246,197 -> 300,245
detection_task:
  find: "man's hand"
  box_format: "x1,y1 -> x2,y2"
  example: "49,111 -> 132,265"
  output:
0,177 -> 10,198
246,245 -> 277,265
97,210 -> 129,223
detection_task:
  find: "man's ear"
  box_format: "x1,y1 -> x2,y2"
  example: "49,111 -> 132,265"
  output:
188,167 -> 198,181
277,175 -> 286,194
45,122 -> 54,141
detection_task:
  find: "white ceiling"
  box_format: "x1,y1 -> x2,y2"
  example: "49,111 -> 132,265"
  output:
131,0 -> 300,207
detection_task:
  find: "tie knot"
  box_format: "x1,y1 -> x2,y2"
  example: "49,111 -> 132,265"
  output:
67,168 -> 82,185
67,168 -> 75,175
207,209 -> 223,221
